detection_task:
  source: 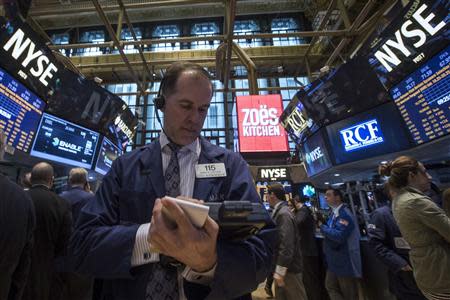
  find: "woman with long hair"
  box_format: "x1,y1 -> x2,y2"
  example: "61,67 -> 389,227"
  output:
379,156 -> 450,300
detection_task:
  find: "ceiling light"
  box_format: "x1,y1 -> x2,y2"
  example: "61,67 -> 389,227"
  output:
334,173 -> 340,177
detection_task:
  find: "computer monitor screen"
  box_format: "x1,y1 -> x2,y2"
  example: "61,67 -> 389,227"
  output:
326,102 -> 411,164
301,129 -> 333,177
0,67 -> 45,152
94,136 -> 121,175
30,113 -> 99,168
390,45 -> 450,145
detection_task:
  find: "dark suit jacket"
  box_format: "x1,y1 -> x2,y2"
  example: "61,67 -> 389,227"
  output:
294,205 -> 318,257
60,187 -> 94,224
71,138 -> 277,300
272,201 -> 302,273
0,174 -> 35,300
22,185 -> 72,300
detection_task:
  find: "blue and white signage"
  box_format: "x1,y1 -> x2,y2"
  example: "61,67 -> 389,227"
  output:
326,102 -> 411,165
339,119 -> 384,152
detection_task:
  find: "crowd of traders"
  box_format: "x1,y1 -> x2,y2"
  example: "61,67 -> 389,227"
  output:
0,62 -> 449,300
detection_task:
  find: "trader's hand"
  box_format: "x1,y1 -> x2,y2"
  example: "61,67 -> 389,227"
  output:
401,264 -> 413,272
274,273 -> 285,287
149,197 -> 219,272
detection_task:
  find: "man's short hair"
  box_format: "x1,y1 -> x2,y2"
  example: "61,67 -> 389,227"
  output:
326,188 -> 343,201
69,168 -> 88,186
267,183 -> 286,201
31,162 -> 54,185
161,62 -> 213,98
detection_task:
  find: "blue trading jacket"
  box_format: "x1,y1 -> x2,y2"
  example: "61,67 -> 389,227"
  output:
368,205 -> 410,272
320,204 -> 362,278
70,137 -> 277,300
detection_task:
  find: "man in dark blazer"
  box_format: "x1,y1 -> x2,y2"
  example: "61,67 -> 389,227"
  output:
293,195 -> 322,300
320,188 -> 361,300
58,167 -> 94,300
268,184 -> 307,300
71,62 -> 277,300
22,162 -> 72,300
368,204 -> 426,300
0,130 -> 35,300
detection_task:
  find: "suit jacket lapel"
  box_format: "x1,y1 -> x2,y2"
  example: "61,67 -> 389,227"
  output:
138,141 -> 165,198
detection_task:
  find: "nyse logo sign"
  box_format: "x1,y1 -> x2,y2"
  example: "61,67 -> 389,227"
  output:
340,119 -> 384,152
374,3 -> 446,72
259,167 -> 289,181
305,147 -> 323,164
2,28 -> 58,87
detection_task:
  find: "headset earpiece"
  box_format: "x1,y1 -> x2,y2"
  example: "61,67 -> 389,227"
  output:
153,76 -> 166,110
153,95 -> 165,110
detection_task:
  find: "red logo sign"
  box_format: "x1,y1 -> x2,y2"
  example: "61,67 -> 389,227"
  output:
236,94 -> 289,152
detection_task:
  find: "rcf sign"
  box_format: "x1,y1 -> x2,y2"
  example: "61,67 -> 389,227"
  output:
236,94 -> 289,152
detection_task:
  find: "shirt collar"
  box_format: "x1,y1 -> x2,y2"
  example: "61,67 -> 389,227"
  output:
332,203 -> 344,217
273,201 -> 284,211
159,131 -> 199,154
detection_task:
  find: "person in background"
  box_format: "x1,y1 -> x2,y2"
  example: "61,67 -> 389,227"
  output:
379,156 -> 450,300
320,188 -> 361,300
58,167 -> 94,300
368,185 -> 426,300
0,129 -> 35,300
22,162 -> 72,300
70,62 -> 277,300
21,172 -> 32,190
292,195 -> 322,300
442,188 -> 450,217
267,184 -> 308,300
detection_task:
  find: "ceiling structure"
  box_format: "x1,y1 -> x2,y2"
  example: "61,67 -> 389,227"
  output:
25,0 -> 396,91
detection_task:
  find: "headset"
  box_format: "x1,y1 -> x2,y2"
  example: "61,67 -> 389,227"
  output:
153,76 -> 166,111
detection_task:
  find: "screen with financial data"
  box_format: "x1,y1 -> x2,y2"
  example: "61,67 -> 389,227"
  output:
94,136 -> 121,175
390,45 -> 450,145
30,113 -> 99,169
0,67 -> 46,152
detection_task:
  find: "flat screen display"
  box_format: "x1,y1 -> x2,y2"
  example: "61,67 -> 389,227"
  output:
301,129 -> 333,177
361,0 -> 448,89
280,92 -> 317,144
299,56 -> 390,128
30,113 -> 99,168
94,136 -> 121,175
326,102 -> 411,165
390,45 -> 450,144
236,94 -> 289,152
0,67 -> 45,152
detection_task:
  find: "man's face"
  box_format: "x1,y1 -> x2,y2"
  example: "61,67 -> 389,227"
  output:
162,71 -> 212,146
410,162 -> 432,193
267,192 -> 277,208
325,189 -> 340,207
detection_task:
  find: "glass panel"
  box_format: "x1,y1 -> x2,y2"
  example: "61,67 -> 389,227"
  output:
79,30 -> 105,56
271,17 -> 304,46
233,20 -> 262,48
152,25 -> 180,52
191,22 -> 220,50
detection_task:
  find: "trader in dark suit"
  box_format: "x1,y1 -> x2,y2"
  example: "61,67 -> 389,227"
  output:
268,184 -> 307,300
293,195 -> 322,300
22,162 -> 72,300
58,167 -> 94,300
70,62 -> 277,300
0,129 -> 35,300
320,188 -> 361,300
368,204 -> 426,300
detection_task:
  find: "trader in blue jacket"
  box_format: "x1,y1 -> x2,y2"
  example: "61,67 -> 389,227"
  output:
70,62 -> 277,300
320,188 -> 361,300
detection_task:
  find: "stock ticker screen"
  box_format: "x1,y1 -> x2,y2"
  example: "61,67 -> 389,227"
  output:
390,45 -> 450,145
94,136 -> 121,175
30,113 -> 99,169
0,67 -> 45,152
